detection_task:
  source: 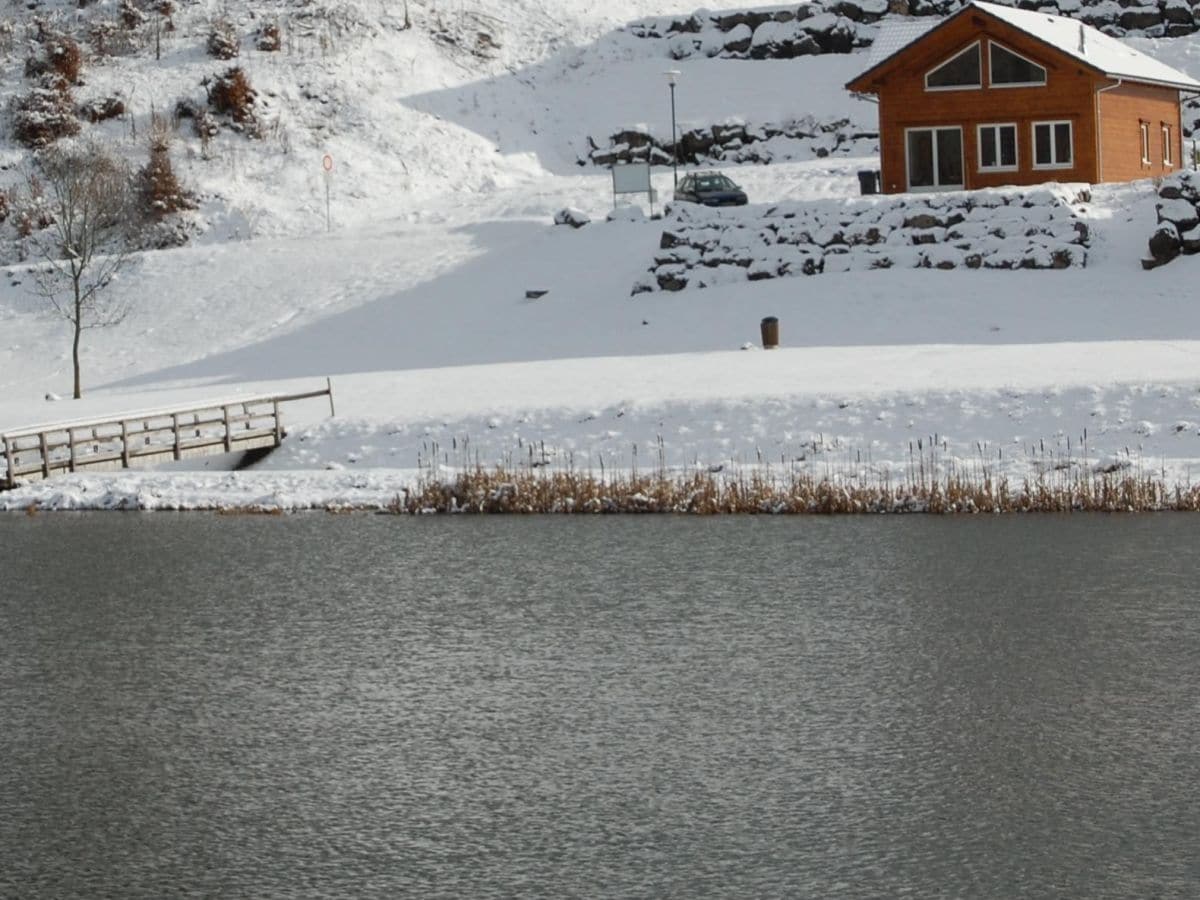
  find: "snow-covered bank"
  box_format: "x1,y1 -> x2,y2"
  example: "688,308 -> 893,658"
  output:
7,338 -> 1200,510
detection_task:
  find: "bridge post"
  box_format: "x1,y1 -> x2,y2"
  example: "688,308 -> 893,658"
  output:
3,435 -> 14,489
273,400 -> 282,446
69,428 -> 77,473
39,432 -> 50,478
121,421 -> 130,468
222,406 -> 233,452
172,414 -> 182,460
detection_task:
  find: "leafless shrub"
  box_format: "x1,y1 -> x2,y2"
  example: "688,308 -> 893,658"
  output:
207,17 -> 239,59
12,177 -> 55,238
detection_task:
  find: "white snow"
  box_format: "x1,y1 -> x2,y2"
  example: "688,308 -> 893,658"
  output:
2,0 -> 1200,510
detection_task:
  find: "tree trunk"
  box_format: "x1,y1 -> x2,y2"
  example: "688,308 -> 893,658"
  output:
73,317 -> 82,399
73,279 -> 83,399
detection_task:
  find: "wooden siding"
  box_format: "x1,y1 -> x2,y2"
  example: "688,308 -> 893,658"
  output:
1097,81 -> 1183,182
850,8 -> 1184,193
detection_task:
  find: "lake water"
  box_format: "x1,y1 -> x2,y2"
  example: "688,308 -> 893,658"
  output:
2,513 -> 1199,898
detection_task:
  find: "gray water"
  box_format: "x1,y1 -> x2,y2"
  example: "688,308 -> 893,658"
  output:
1,514 -> 1198,899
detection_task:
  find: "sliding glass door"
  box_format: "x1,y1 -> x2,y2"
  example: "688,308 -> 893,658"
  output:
905,127 -> 964,192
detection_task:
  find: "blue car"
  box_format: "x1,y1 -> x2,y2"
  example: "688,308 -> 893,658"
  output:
674,172 -> 748,207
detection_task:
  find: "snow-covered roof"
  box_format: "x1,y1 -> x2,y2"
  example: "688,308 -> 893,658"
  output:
851,0 -> 1200,92
866,19 -> 938,71
972,0 -> 1200,90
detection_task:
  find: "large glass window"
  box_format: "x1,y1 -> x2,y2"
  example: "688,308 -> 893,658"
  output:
925,43 -> 981,90
989,42 -> 1046,86
978,123 -> 1018,171
1033,121 -> 1072,168
1141,122 -> 1151,164
906,127 -> 964,190
1164,124 -> 1174,166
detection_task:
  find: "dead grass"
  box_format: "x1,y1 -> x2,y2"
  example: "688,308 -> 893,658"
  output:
382,464 -> 1200,515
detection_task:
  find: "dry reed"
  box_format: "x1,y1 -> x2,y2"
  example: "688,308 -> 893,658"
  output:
383,463 -> 1200,515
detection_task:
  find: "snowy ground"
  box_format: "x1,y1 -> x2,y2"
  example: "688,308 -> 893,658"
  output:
3,0 -> 1200,510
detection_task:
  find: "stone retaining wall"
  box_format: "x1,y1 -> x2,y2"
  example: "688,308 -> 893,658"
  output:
1143,171 -> 1200,268
629,1 -> 1200,61
586,117 -> 877,167
636,188 -> 1091,293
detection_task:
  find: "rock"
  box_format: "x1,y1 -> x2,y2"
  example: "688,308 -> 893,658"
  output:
1156,198 -> 1199,232
656,272 -> 687,291
1147,222 -> 1182,266
903,213 -> 944,229
1119,7 -> 1162,30
554,208 -> 590,228
1180,224 -> 1200,254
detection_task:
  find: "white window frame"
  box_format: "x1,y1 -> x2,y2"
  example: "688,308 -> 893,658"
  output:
977,123 -> 1019,172
1141,122 -> 1151,165
987,40 -> 1047,88
924,41 -> 982,92
1163,123 -> 1173,167
904,125 -> 965,192
1032,120 -> 1073,170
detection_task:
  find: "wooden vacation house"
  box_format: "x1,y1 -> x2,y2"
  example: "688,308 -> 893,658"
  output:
845,0 -> 1200,193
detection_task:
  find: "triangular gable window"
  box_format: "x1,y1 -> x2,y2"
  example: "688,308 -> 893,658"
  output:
925,42 -> 981,90
990,42 -> 1046,86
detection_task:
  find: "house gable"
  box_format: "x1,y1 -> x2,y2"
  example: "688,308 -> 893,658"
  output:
847,6 -> 1088,96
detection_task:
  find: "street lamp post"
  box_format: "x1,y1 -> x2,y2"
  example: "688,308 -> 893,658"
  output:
666,69 -> 681,189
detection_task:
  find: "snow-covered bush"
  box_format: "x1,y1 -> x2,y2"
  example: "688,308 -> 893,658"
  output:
82,96 -> 126,123
256,22 -> 282,52
205,67 -> 258,130
207,17 -> 240,59
13,78 -> 80,148
25,31 -> 83,84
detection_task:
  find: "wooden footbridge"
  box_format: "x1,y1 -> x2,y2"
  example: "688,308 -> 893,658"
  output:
1,381 -> 334,490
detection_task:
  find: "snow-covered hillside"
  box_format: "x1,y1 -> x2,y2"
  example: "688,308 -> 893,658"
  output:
4,0 -> 1200,510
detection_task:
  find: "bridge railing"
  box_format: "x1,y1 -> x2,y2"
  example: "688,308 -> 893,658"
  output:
1,382 -> 334,489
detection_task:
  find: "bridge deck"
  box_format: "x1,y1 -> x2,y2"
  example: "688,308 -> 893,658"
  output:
1,383 -> 333,489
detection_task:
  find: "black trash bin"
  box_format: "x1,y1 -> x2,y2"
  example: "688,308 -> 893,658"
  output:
857,169 -> 879,196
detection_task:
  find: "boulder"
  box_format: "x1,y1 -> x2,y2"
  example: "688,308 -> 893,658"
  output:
554,208 -> 590,229
1147,222 -> 1182,266
1158,198 -> 1200,232
1118,7 -> 1161,30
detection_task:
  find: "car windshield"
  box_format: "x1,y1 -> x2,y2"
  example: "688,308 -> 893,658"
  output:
696,175 -> 737,192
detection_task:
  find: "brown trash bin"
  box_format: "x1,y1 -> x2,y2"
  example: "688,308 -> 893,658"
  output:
760,316 -> 779,349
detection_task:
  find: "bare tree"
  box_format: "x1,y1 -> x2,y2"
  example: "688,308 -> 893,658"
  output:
26,142 -> 134,399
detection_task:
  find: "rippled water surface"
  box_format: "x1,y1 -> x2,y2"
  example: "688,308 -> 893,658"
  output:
2,514 -> 1199,898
